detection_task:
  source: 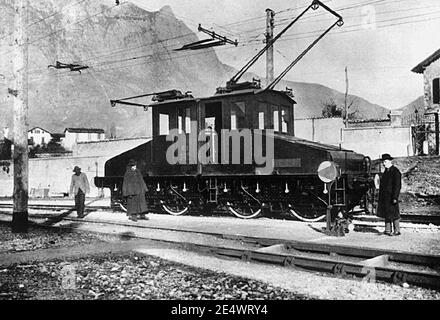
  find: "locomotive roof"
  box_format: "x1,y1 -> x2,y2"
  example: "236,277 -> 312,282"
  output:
147,88 -> 296,107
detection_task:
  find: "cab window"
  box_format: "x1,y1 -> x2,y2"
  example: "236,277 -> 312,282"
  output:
230,101 -> 246,130
281,105 -> 291,133
257,103 -> 267,130
177,107 -> 191,133
159,113 -> 169,135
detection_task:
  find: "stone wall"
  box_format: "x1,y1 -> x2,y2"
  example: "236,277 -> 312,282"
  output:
423,58 -> 440,110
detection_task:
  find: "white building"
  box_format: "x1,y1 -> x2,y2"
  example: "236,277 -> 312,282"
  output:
62,128 -> 105,151
28,127 -> 52,146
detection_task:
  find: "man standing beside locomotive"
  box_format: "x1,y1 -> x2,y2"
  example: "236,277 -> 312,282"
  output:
122,159 -> 149,222
69,166 -> 90,218
376,154 -> 402,236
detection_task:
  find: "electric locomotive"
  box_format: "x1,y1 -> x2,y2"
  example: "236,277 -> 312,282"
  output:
94,0 -> 374,221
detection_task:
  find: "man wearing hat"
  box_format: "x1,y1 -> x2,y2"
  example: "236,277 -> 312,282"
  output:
122,159 -> 149,222
69,166 -> 90,218
376,154 -> 401,236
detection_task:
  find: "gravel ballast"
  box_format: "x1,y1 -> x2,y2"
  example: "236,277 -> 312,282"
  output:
0,252 -> 309,300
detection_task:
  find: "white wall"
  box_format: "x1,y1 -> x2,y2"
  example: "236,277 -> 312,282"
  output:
62,131 -> 105,151
294,117 -> 344,145
73,137 -> 150,157
341,126 -> 413,159
0,137 -> 152,197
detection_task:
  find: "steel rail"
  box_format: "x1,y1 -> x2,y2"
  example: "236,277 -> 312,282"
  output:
0,203 -> 110,211
0,210 -> 439,289
0,211 -> 438,290
354,214 -> 440,226
1,201 -> 439,225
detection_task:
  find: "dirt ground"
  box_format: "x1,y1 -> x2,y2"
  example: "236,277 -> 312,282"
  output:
372,156 -> 440,213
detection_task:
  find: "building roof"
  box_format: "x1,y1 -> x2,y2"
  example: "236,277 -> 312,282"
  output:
28,126 -> 52,133
65,128 -> 105,133
51,133 -> 65,138
411,48 -> 440,74
348,118 -> 390,123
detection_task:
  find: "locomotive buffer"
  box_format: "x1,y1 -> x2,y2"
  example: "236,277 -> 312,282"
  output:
318,161 -> 347,236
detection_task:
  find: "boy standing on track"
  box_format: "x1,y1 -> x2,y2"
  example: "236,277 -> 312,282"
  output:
376,154 -> 402,236
69,166 -> 90,218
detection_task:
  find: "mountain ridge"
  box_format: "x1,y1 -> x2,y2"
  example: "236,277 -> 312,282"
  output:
0,0 -> 391,138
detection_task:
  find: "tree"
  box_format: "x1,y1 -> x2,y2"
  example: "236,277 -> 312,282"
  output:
322,97 -> 360,120
29,138 -> 69,158
322,98 -> 343,118
346,97 -> 359,116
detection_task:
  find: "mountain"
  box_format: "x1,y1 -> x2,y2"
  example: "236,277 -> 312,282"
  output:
398,96 -> 425,117
0,0 -> 390,138
279,80 -> 390,120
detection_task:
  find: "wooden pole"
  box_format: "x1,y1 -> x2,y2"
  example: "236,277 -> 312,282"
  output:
265,9 -> 275,87
344,66 -> 348,128
11,0 -> 29,233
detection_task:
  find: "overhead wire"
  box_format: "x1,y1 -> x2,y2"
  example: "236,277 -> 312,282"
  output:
17,0 -> 440,83
0,0 -> 90,44
27,0 -> 89,27
26,10 -> 440,84
0,0 -> 413,64
275,2 -> 440,27
0,1 -> 123,57
240,0 -> 419,40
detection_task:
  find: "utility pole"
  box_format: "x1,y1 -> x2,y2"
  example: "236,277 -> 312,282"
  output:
344,66 -> 348,128
11,0 -> 29,233
265,8 -> 275,87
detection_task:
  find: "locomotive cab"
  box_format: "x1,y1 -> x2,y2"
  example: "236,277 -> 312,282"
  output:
147,88 -> 296,176
151,88 -> 295,137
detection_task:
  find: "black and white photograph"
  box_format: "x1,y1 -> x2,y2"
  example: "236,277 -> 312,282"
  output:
0,0 -> 439,310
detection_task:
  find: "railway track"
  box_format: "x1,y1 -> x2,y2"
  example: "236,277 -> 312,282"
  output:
0,202 -> 440,225
0,210 -> 439,290
0,203 -> 110,212
353,213 -> 440,226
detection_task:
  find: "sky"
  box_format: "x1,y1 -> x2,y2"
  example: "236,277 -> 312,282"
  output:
129,0 -> 440,109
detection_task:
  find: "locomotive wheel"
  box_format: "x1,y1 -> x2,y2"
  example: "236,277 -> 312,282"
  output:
226,201 -> 262,219
118,203 -> 128,212
287,206 -> 326,222
161,203 -> 189,216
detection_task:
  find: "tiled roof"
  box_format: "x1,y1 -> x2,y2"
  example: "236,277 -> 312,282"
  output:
65,128 -> 105,133
28,126 -> 52,134
295,116 -> 342,120
412,48 -> 440,74
348,118 -> 390,123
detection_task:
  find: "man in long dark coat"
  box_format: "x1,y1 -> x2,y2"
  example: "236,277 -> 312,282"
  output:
376,154 -> 401,236
122,159 -> 149,222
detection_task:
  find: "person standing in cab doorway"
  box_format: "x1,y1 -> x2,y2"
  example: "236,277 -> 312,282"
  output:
376,154 -> 401,236
122,159 -> 149,222
70,166 -> 90,218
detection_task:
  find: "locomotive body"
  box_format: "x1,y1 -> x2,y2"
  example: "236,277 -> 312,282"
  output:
95,88 -> 372,220
93,0 -> 370,221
